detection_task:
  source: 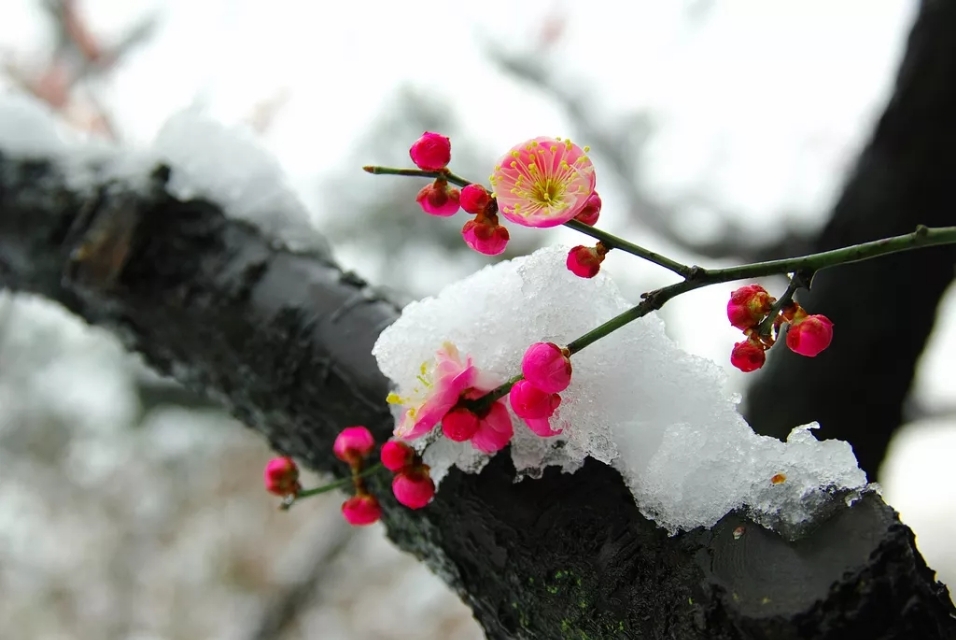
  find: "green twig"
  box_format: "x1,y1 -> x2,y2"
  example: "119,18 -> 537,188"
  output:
756,275 -> 803,337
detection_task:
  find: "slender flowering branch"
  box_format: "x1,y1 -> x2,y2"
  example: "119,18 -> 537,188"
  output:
280,463 -> 385,510
366,143 -> 956,445
364,164 -> 687,273
476,224 -> 956,402
363,165 -> 473,188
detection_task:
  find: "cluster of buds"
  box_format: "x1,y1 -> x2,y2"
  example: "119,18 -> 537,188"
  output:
406,133 -> 602,264
333,426 -> 382,525
508,342 -> 572,436
380,440 -> 436,509
726,284 -> 834,372
262,425 -> 438,527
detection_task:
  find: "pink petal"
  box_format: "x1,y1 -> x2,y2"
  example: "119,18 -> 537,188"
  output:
470,401 -> 514,453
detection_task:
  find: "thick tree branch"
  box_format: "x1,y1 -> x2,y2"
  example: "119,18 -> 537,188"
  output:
744,0 -> 956,478
0,152 -> 953,638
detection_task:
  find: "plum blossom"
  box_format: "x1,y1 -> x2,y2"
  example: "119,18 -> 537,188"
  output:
490,137 -> 596,228
386,342 -> 500,440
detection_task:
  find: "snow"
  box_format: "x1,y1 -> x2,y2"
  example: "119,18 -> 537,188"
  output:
0,92 -> 327,253
373,246 -> 868,535
0,92 -> 68,157
152,111 -> 329,253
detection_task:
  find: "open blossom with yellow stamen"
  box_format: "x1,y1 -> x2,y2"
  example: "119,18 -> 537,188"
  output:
386,342 -> 500,440
490,136 -> 597,228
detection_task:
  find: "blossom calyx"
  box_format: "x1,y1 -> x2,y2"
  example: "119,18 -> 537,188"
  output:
462,215 -> 510,255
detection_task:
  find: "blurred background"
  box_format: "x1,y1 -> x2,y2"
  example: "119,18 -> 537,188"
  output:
1,1 -> 954,638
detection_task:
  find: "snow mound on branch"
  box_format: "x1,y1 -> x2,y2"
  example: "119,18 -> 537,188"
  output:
373,246 -> 867,535
0,93 -> 326,253
152,111 -> 328,253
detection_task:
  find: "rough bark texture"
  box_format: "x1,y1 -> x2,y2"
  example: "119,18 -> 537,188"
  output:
744,0 -> 956,479
1,155 -> 954,639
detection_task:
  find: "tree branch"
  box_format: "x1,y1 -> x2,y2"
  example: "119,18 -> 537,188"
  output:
0,151 -> 953,638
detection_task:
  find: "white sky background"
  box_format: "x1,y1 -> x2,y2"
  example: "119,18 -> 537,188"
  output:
2,0 -> 956,603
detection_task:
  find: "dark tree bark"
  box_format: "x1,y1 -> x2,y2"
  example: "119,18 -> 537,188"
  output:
744,0 -> 956,479
0,154 -> 954,639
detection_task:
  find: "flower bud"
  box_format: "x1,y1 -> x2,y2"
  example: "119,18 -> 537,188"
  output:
462,216 -> 510,255
392,467 -> 436,509
341,494 -> 382,525
509,380 -> 561,419
521,342 -> 572,393
441,407 -> 480,442
333,426 -> 375,465
727,284 -> 774,330
460,184 -> 492,214
380,440 -> 416,472
263,456 -> 300,497
409,132 -> 451,171
416,180 -> 461,217
566,244 -> 606,278
730,339 -> 766,373
786,313 -> 833,357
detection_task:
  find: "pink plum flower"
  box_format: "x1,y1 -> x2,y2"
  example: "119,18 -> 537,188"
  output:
462,215 -> 510,255
573,192 -> 602,226
409,132 -> 451,171
386,342 -> 500,440
460,184 -> 492,214
332,426 -> 375,465
727,284 -> 774,331
416,180 -> 461,216
341,494 -> 382,525
566,244 -> 607,278
263,456 -> 301,497
470,400 -> 515,453
380,440 -> 416,472
490,137 -> 596,228
521,342 -> 572,394
786,313 -> 834,357
392,467 -> 436,509
730,339 -> 767,373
